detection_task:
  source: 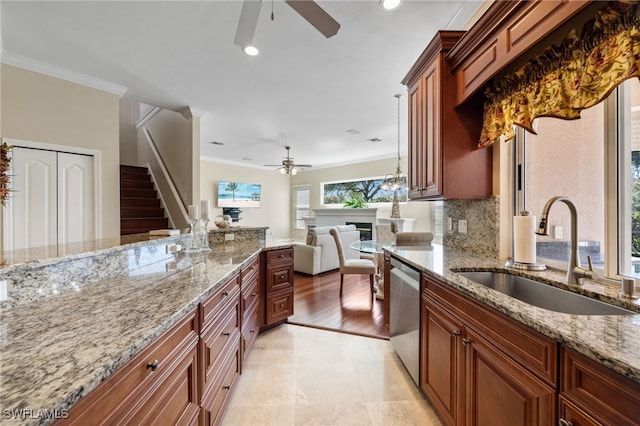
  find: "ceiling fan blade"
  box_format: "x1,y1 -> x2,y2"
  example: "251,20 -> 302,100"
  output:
296,164 -> 313,168
234,0 -> 262,47
284,0 -> 340,38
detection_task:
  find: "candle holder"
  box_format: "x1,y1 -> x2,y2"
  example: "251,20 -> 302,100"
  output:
186,219 -> 200,253
199,218 -> 211,252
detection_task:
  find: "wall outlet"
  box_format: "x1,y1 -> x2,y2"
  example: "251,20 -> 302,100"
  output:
447,217 -> 453,231
225,233 -> 235,241
458,219 -> 468,234
166,244 -> 181,254
0,280 -> 7,302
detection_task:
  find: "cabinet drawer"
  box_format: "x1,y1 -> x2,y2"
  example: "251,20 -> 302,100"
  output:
240,255 -> 259,287
266,263 -> 293,293
242,304 -> 260,364
200,300 -> 240,394
425,277 -> 558,387
63,309 -> 198,425
124,342 -> 200,426
241,276 -> 259,321
265,289 -> 294,325
265,247 -> 293,264
201,344 -> 241,426
200,272 -> 240,331
558,395 -> 601,426
561,347 -> 640,425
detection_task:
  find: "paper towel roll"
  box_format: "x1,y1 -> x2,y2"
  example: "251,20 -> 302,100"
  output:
514,215 -> 537,264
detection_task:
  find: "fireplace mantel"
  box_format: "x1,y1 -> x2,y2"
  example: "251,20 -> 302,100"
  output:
312,208 -> 378,234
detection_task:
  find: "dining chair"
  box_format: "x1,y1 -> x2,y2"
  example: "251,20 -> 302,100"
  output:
329,227 -> 376,298
395,232 -> 434,246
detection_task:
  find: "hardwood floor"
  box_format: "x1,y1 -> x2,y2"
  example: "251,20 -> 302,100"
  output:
289,269 -> 389,339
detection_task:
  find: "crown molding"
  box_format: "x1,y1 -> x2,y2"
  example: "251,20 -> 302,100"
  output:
180,107 -> 206,120
0,50 -> 128,97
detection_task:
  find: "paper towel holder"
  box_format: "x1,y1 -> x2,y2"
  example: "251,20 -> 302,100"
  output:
505,258 -> 547,271
506,210 -> 547,271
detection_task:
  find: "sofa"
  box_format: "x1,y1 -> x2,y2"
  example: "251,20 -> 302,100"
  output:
293,225 -> 361,275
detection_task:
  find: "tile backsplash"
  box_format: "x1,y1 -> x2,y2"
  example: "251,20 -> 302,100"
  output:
443,196 -> 500,258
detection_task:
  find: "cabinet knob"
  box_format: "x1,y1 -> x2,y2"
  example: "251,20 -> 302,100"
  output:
453,330 -> 461,337
279,303 -> 285,308
222,291 -> 229,297
279,254 -> 284,258
462,338 -> 471,345
280,275 -> 285,279
251,292 -> 257,297
146,360 -> 159,371
559,419 -> 573,426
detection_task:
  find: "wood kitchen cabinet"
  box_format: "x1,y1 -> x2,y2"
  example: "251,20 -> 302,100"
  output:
60,309 -> 200,426
260,247 -> 294,328
560,347 -> 640,426
240,254 -> 260,367
421,276 -> 557,425
402,31 -> 492,200
199,272 -> 241,426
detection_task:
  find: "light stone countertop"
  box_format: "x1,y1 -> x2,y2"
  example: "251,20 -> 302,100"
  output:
386,244 -> 640,384
0,236 -> 290,425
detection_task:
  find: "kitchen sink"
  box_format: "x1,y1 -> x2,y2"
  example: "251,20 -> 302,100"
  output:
456,271 -> 636,315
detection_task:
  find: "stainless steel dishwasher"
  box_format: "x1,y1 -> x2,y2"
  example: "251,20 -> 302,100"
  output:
389,256 -> 421,386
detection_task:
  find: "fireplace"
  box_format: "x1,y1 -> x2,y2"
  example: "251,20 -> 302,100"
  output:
346,221 -> 373,241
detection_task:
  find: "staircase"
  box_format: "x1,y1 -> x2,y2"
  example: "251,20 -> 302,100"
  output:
120,165 -> 169,235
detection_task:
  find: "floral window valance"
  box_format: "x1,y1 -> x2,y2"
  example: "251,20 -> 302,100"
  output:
479,1 -> 640,148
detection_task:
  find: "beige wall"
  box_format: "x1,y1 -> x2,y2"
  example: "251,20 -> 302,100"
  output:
119,97 -> 139,165
140,109 -> 199,206
200,159 -> 291,239
1,64 -> 120,238
289,156 -> 435,241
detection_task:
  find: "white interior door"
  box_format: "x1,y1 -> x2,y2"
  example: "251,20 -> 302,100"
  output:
58,152 -> 95,245
3,146 -> 96,251
7,147 -> 57,250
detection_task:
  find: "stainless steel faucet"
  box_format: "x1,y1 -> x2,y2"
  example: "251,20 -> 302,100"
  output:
536,196 -> 590,284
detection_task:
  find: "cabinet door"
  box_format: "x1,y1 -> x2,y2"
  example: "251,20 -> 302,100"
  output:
421,60 -> 442,198
408,80 -> 424,200
464,328 -> 556,426
421,296 -> 463,426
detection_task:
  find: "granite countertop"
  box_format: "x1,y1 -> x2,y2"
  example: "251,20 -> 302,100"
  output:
0,235 -> 291,425
386,244 -> 640,384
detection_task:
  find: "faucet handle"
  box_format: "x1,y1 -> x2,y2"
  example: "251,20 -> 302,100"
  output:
621,277 -> 637,299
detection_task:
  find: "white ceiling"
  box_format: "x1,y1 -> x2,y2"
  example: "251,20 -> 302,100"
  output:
0,0 -> 486,171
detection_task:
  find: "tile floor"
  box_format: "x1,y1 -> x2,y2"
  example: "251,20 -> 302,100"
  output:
222,324 -> 443,426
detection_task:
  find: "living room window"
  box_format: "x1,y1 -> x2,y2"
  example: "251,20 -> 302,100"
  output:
321,176 -> 407,206
293,185 -> 310,230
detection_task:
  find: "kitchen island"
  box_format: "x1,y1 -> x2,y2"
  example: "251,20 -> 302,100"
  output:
0,229 -> 291,425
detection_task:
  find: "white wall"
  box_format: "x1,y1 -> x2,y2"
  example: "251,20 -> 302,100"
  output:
289,156 -> 436,241
1,64 -> 120,239
200,159 -> 291,239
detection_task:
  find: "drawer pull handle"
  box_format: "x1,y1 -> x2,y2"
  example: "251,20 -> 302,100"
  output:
251,292 -> 257,297
453,330 -> 461,337
279,254 -> 284,258
250,330 -> 256,333
223,385 -> 231,390
559,419 -> 573,426
222,332 -> 231,336
462,338 -> 471,345
146,360 -> 159,371
222,291 -> 229,297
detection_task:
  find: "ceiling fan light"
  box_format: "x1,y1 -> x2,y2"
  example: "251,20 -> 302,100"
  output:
243,45 -> 260,56
280,168 -> 286,175
291,167 -> 298,176
380,0 -> 402,11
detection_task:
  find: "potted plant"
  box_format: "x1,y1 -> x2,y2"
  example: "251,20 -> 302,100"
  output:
343,193 -> 368,209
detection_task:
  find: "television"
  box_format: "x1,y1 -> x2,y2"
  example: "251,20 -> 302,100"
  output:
217,181 -> 261,208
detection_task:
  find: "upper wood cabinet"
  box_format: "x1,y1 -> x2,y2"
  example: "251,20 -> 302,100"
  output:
447,0 -> 590,105
402,31 -> 492,200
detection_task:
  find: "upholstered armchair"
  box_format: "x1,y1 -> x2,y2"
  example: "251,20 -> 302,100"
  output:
292,225 -> 361,275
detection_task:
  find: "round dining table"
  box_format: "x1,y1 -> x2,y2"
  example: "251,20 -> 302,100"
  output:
348,240 -> 390,300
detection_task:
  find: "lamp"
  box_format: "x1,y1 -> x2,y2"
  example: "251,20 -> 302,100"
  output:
382,94 -> 406,219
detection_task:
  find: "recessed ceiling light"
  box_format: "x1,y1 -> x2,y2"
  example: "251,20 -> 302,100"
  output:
242,157 -> 253,161
209,141 -> 224,145
345,129 -> 360,135
367,138 -> 382,143
243,45 -> 259,56
380,0 -> 402,11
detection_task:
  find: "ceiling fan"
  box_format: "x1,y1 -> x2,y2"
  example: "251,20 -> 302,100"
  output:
234,0 -> 340,51
264,145 -> 312,175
